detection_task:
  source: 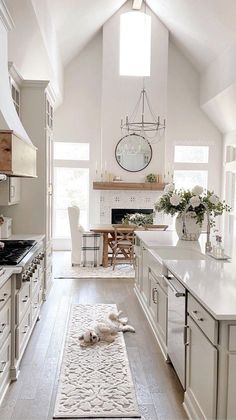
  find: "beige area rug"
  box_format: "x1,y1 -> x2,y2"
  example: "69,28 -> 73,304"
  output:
54,264 -> 135,279
53,304 -> 140,419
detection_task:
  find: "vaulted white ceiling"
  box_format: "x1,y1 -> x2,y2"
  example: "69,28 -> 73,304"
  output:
46,0 -> 126,65
46,0 -> 236,72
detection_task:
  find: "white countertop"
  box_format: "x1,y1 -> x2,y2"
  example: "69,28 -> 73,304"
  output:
0,267 -> 15,288
136,230 -> 207,253
8,234 -> 45,242
165,259 -> 236,320
136,230 -> 236,320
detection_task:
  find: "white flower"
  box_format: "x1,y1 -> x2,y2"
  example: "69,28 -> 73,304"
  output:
170,194 -> 181,206
209,194 -> 219,205
189,196 -> 201,208
192,185 -> 203,196
164,183 -> 175,194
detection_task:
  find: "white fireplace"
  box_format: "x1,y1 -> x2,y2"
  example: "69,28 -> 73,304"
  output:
99,190 -> 162,224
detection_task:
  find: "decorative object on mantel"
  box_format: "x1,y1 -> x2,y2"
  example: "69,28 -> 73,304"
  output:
145,173 -> 157,183
53,304 -> 140,419
155,184 -> 231,241
113,175 -> 122,181
122,211 -> 154,226
93,181 -> 166,191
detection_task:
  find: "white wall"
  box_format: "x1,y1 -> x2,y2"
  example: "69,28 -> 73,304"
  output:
53,7 -> 222,228
5,0 -> 63,103
101,1 -> 168,181
54,32 -> 103,225
166,41 -> 222,195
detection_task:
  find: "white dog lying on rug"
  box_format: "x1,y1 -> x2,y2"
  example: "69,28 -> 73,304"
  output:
79,310 -> 135,347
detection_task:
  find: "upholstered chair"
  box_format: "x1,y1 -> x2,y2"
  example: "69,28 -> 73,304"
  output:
68,206 -> 84,266
68,206 -> 103,267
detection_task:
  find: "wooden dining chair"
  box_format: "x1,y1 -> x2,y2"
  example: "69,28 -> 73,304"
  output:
110,226 -> 136,270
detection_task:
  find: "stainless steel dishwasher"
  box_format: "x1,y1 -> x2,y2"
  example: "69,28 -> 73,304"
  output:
165,274 -> 186,389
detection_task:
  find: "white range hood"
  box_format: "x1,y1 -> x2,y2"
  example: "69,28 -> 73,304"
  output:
0,0 -> 37,177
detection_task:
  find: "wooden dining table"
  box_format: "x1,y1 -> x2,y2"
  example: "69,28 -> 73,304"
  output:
90,224 -> 168,268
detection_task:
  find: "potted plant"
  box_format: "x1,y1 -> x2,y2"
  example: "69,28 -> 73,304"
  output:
154,184 -> 230,240
145,173 -> 157,183
122,212 -> 154,227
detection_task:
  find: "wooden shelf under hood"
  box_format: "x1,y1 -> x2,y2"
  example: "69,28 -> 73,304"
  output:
0,130 -> 37,177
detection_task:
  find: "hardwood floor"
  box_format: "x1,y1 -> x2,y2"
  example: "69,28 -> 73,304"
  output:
0,253 -> 187,420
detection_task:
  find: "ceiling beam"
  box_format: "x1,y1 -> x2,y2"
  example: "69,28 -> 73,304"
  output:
132,0 -> 143,10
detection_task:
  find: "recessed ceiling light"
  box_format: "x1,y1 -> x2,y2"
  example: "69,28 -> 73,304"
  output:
132,0 -> 143,10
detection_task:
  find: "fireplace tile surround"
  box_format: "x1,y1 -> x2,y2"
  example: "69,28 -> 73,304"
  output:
99,190 -> 162,224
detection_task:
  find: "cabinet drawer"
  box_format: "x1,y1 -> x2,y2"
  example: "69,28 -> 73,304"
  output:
0,298 -> 11,349
31,269 -> 40,296
31,285 -> 41,323
188,294 -> 218,345
0,333 -> 11,395
16,304 -> 31,360
0,278 -> 11,311
16,281 -> 31,324
148,251 -> 163,278
149,269 -> 167,294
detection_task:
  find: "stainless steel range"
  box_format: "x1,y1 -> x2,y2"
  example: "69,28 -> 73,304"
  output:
0,239 -> 45,284
0,240 -> 37,265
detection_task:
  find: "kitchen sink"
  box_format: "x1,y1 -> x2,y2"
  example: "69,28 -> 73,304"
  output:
151,246 -> 206,261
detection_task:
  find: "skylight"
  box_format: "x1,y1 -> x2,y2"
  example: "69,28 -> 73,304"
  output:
119,11 -> 151,77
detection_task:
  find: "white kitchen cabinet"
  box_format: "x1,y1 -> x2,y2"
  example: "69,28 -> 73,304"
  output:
184,315 -> 218,420
0,276 -> 12,404
134,241 -> 168,358
3,80 -> 54,299
141,247 -> 149,305
148,269 -> 158,320
0,177 -> 20,205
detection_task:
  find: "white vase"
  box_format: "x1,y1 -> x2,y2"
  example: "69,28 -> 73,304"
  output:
175,212 -> 201,241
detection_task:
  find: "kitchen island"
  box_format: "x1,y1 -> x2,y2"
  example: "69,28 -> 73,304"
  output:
135,230 -> 236,420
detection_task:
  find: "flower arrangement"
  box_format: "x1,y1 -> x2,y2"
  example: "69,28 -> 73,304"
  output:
122,212 -> 154,226
154,184 -> 230,226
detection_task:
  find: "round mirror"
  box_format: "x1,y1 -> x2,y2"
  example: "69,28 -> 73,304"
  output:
115,133 -> 152,172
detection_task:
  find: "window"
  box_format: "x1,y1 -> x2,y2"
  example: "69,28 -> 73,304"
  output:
174,170 -> 208,190
173,145 -> 209,190
53,142 -> 90,243
119,12 -> 151,77
54,167 -> 89,238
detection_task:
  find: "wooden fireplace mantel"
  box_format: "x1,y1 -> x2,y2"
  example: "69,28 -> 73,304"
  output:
93,181 -> 166,191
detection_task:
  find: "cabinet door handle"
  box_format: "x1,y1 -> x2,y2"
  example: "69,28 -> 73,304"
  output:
167,279 -> 185,297
191,310 -> 204,322
152,287 -> 158,304
183,325 -> 190,345
22,325 -> 29,334
10,185 -> 15,198
0,361 -> 7,374
22,296 -> 29,303
0,323 -> 6,334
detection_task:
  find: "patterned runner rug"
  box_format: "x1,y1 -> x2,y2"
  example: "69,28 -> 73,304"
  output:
54,264 -> 135,279
53,304 -> 140,419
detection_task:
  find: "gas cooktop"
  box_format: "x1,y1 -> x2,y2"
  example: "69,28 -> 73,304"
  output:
0,240 -> 37,265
